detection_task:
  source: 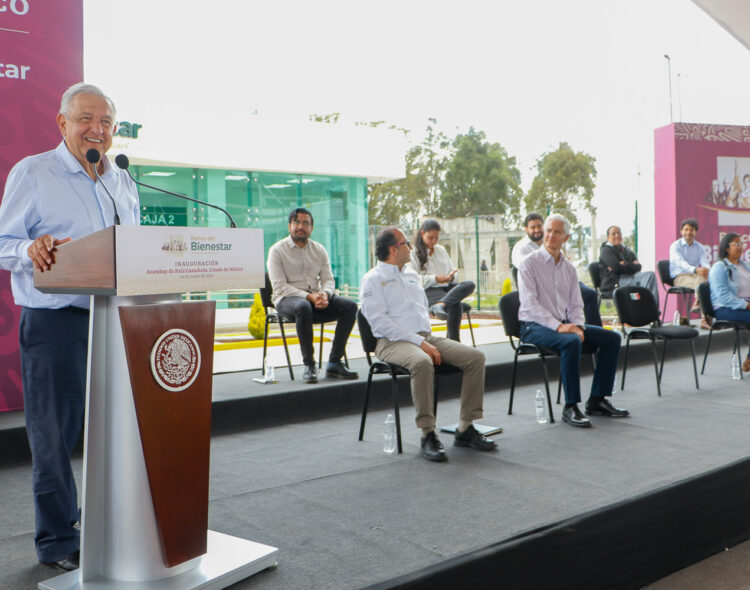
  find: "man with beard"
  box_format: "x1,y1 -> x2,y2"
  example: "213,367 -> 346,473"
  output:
511,213 -> 602,326
267,208 -> 358,383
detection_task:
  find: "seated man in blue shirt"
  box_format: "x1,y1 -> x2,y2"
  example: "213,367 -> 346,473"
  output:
360,227 -> 496,461
518,214 -> 627,428
669,218 -> 711,329
0,83 -> 140,572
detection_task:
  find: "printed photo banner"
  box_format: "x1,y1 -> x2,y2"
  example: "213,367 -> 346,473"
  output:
655,122 -> 750,318
0,1 -> 84,410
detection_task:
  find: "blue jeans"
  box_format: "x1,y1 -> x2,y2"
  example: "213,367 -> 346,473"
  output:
714,307 -> 750,357
20,307 -> 88,562
580,282 -> 602,326
520,321 -> 620,404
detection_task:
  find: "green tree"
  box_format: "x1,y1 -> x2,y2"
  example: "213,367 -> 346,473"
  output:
525,142 -> 597,227
309,112 -> 340,123
367,118 -> 449,227
439,127 -> 522,226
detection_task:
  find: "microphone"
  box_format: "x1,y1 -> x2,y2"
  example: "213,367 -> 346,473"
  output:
85,149 -> 121,225
115,154 -> 237,228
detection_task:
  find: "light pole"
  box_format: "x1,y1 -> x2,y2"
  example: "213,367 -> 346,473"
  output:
664,54 -> 673,122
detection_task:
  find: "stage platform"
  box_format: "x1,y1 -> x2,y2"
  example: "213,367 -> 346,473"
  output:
2,330 -> 749,588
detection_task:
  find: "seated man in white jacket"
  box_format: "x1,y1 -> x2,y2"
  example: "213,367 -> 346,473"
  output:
360,227 -> 496,462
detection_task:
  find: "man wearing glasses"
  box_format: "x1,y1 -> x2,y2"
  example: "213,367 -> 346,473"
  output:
360,227 -> 496,461
267,208 -> 358,383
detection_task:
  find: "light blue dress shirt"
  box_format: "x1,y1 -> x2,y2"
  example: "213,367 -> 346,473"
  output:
0,141 -> 140,309
709,259 -> 750,311
669,237 -> 711,278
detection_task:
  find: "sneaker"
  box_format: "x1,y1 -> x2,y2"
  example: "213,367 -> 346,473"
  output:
429,304 -> 448,320
302,364 -> 318,383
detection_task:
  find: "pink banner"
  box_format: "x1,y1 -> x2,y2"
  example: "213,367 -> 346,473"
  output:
0,1 -> 83,411
655,123 -> 750,319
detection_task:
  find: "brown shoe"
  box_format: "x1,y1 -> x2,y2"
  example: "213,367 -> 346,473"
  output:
679,317 -> 690,326
700,319 -> 711,330
742,358 -> 750,373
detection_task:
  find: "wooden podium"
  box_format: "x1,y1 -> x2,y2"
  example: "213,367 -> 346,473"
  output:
34,226 -> 278,590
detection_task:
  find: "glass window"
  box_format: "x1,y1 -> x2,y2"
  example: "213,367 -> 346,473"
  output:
135,165 -> 368,306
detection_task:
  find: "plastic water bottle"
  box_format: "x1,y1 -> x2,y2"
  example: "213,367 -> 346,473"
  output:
535,389 -> 548,424
673,310 -> 680,326
263,357 -> 275,383
732,353 -> 741,380
383,414 -> 397,454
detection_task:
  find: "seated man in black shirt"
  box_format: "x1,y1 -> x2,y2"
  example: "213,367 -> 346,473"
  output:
599,225 -> 658,304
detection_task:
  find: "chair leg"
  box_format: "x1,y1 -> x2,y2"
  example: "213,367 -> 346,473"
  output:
318,323 -> 325,369
650,337 -> 662,397
621,337 -> 631,390
466,310 -> 476,348
556,372 -> 563,405
737,329 -> 744,380
508,352 -> 519,415
658,339 -> 668,382
539,356 -> 555,423
690,340 -> 699,389
662,293 -> 669,325
359,369 -> 374,441
701,327 -> 714,375
262,319 -> 270,376
433,375 -> 439,418
278,322 -> 294,380
391,373 -> 403,454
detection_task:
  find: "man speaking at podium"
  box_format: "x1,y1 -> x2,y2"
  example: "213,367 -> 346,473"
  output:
0,83 -> 139,571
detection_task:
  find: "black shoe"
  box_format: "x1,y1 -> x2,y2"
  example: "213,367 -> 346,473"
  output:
42,550 -> 79,572
429,304 -> 448,320
420,431 -> 447,462
562,404 -> 592,428
302,364 -> 318,384
585,397 -> 629,417
325,361 -> 358,380
454,424 -> 497,451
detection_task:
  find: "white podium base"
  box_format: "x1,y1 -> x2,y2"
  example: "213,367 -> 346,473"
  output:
39,531 -> 278,590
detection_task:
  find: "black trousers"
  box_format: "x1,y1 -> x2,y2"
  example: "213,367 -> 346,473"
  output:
275,294 -> 357,366
425,280 -> 475,341
20,306 -> 89,562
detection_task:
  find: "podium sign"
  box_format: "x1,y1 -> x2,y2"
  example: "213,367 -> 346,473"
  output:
117,226 -> 263,295
34,226 -> 264,296
36,227 -> 278,590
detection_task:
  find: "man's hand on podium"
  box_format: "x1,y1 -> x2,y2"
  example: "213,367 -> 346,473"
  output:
28,235 -> 71,272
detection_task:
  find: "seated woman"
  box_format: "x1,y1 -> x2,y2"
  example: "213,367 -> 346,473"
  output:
409,219 -> 475,342
709,232 -> 750,371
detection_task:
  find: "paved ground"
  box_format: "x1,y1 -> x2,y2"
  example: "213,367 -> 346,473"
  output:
3,347 -> 750,589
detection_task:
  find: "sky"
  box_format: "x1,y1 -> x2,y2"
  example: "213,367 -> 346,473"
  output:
85,0 -> 750,238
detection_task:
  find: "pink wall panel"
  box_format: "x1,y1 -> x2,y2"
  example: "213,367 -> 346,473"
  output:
0,2 -> 83,411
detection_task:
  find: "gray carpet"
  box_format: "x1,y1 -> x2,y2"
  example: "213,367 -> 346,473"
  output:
3,350 -> 750,589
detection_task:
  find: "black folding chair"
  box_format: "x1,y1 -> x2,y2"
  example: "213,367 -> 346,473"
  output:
260,272 -> 348,380
499,292 -> 598,416
588,261 -> 612,305
614,285 -> 699,396
357,310 -> 460,453
698,282 -> 750,377
461,302 -> 477,347
656,259 -> 695,322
